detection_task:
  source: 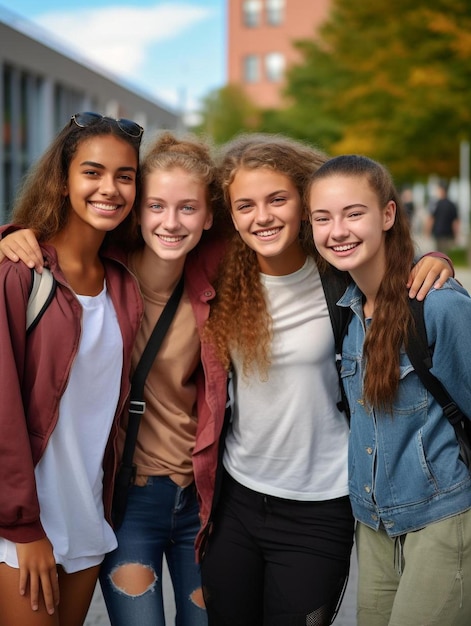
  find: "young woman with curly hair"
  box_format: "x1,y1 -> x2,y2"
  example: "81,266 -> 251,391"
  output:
200,134 -> 454,626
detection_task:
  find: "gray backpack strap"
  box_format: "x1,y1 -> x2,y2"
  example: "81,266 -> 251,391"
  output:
26,268 -> 55,332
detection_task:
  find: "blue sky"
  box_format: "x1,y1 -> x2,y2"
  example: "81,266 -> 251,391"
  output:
0,1 -> 226,116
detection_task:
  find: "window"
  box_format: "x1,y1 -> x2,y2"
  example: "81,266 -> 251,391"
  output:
243,55 -> 260,83
243,0 -> 262,27
266,0 -> 285,26
265,52 -> 285,82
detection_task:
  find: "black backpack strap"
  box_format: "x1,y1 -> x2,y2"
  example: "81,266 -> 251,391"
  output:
407,298 -> 471,467
319,267 -> 352,420
112,276 -> 185,528
121,276 -> 185,473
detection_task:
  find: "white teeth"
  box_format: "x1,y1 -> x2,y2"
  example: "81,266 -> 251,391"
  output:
333,243 -> 357,252
92,202 -> 119,211
158,235 -> 183,242
255,228 -> 280,237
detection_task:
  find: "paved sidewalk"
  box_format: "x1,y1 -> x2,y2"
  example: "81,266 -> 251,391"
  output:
84,584 -> 109,626
452,265 -> 471,290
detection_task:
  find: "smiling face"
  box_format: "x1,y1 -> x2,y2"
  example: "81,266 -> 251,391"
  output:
64,134 -> 137,236
138,166 -> 213,265
309,174 -> 396,284
228,166 -> 306,275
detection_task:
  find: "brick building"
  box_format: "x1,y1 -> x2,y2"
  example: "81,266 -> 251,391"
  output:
227,0 -> 331,109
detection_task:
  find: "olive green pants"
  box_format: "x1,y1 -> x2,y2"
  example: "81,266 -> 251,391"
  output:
356,510 -> 471,626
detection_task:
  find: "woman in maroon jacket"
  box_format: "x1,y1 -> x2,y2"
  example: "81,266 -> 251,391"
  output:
0,112 -> 144,626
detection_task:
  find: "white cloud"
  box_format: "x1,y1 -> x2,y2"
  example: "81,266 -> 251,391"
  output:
152,86 -> 181,108
152,85 -> 202,115
35,3 -> 212,76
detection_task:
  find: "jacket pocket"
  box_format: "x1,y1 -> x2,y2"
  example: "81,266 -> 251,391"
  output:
392,354 -> 428,414
340,355 -> 359,417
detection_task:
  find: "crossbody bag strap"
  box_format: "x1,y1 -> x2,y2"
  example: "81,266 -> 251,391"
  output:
120,276 -> 185,475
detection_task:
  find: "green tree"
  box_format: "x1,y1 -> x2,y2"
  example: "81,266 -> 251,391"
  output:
195,84 -> 261,144
279,0 -> 471,180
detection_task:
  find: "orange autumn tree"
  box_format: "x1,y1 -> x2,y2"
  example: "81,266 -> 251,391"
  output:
276,0 -> 471,181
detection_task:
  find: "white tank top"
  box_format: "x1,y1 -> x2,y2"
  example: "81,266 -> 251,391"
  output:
223,257 -> 349,500
0,283 -> 122,573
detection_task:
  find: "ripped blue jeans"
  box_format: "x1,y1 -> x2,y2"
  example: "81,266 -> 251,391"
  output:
100,476 -> 207,626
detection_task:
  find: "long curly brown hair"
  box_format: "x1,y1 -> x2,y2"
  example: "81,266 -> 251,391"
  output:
11,115 -> 141,249
308,155 -> 415,409
204,133 -> 328,376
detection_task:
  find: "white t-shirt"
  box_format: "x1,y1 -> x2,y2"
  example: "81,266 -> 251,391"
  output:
0,284 -> 122,573
223,257 -> 349,500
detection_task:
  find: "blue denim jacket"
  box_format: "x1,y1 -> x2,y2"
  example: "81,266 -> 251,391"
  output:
339,279 -> 471,537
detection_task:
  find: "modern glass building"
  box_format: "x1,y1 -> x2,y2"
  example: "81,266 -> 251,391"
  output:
0,8 -> 180,222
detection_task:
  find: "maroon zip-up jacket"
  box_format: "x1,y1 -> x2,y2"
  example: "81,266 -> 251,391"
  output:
0,242 -> 143,544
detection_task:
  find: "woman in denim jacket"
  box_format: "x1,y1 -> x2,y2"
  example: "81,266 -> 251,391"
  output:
309,154 -> 471,626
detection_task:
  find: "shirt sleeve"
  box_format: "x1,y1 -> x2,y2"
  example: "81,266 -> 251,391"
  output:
424,280 -> 471,419
0,261 -> 45,542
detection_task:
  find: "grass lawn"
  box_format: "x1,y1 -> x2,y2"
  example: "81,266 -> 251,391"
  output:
448,247 -> 469,267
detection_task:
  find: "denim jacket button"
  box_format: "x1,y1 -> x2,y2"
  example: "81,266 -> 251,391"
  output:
364,485 -> 371,493
366,447 -> 373,455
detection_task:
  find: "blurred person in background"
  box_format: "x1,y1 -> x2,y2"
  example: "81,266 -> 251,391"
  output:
425,180 -> 460,253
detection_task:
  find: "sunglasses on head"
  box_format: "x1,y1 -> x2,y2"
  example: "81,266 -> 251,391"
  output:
70,112 -> 144,140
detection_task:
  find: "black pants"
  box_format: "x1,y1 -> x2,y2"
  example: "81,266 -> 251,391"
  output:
201,472 -> 354,626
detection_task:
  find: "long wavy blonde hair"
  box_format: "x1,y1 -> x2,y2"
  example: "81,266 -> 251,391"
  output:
308,155 -> 415,409
204,133 -> 327,376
